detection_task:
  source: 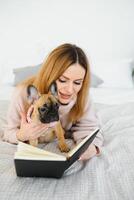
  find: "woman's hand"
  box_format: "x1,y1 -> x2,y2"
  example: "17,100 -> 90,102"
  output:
16,111 -> 57,142
79,143 -> 99,161
27,105 -> 34,123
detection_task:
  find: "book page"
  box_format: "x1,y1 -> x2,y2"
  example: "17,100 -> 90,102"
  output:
15,152 -> 66,161
67,128 -> 99,157
15,139 -> 75,160
16,141 -> 65,158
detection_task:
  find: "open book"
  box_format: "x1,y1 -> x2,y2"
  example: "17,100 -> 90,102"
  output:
14,128 -> 99,178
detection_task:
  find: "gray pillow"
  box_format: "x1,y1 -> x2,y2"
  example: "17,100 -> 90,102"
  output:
13,64 -> 42,85
13,64 -> 103,87
90,73 -> 103,87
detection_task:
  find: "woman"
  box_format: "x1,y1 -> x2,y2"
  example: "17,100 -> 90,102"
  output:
3,43 -> 103,160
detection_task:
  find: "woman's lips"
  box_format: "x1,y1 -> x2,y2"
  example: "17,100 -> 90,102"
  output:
59,92 -> 71,99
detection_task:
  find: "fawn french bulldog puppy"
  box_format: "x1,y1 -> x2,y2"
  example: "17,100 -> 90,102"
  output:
26,84 -> 70,152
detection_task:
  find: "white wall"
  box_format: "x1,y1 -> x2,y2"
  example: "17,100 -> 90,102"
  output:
0,0 -> 134,84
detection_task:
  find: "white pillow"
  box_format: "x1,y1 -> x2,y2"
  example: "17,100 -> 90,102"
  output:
91,59 -> 134,88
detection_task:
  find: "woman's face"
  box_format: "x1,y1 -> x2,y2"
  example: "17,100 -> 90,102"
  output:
56,63 -> 86,105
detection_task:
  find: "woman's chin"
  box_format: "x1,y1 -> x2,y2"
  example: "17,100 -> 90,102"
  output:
58,97 -> 72,105
58,99 -> 70,105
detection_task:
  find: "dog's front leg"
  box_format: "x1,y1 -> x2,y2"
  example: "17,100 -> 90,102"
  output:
55,121 -> 70,152
29,139 -> 38,147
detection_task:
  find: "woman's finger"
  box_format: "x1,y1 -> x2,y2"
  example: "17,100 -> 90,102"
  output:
27,105 -> 34,123
30,122 -> 50,129
20,112 -> 27,125
79,144 -> 96,161
31,123 -> 49,133
30,127 -> 49,139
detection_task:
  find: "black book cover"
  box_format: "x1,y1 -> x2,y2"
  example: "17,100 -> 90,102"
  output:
14,129 -> 99,178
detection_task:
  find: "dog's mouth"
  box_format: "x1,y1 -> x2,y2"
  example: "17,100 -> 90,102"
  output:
38,102 -> 59,123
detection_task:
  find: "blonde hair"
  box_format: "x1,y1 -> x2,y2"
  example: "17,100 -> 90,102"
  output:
20,43 -> 90,124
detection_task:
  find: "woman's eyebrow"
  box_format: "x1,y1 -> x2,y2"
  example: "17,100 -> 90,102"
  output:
61,75 -> 84,81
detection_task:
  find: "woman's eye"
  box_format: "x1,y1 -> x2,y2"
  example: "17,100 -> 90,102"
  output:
58,79 -> 66,83
74,82 -> 81,85
58,78 -> 82,85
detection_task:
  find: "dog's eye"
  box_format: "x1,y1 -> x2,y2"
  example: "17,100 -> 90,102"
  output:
38,106 -> 48,113
40,107 -> 46,112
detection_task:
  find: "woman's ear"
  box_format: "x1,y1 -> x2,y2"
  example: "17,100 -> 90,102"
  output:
49,82 -> 58,96
27,85 -> 40,104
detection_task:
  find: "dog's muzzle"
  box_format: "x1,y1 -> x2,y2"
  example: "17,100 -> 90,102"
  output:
38,102 -> 59,123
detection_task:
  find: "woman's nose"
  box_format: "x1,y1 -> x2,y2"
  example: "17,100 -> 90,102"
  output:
65,82 -> 74,93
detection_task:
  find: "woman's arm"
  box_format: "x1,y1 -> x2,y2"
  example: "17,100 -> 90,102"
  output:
71,97 -> 104,156
3,86 -> 51,144
3,86 -> 26,144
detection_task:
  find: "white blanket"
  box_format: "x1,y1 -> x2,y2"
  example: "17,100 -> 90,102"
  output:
0,100 -> 134,200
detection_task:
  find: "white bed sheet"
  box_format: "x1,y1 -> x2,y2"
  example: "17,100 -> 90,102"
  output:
90,87 -> 134,105
0,98 -> 134,199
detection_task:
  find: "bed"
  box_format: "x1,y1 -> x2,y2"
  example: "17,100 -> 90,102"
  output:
0,82 -> 134,200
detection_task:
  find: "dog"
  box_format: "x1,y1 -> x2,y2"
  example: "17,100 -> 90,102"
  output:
26,84 -> 70,152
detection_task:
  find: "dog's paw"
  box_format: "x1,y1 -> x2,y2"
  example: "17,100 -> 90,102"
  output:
59,143 -> 70,152
29,139 -> 38,147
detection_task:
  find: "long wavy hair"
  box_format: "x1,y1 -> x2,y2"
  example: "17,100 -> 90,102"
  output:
20,43 -> 90,124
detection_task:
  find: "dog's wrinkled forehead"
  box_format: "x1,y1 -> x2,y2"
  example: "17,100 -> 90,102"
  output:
36,94 -> 57,107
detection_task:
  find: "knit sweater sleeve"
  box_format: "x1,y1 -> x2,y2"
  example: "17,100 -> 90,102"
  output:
3,86 -> 27,144
71,97 -> 104,151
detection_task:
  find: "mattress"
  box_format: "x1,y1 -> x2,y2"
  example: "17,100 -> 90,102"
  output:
0,98 -> 134,199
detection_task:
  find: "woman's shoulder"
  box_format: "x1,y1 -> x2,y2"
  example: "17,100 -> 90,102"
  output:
11,84 -> 28,100
84,92 -> 94,110
82,92 -> 97,117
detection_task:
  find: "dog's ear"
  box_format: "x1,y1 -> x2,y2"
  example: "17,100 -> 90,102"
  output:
49,82 -> 58,96
27,85 -> 40,104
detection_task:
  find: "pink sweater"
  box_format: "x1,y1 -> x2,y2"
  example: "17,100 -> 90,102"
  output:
3,85 -> 103,150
